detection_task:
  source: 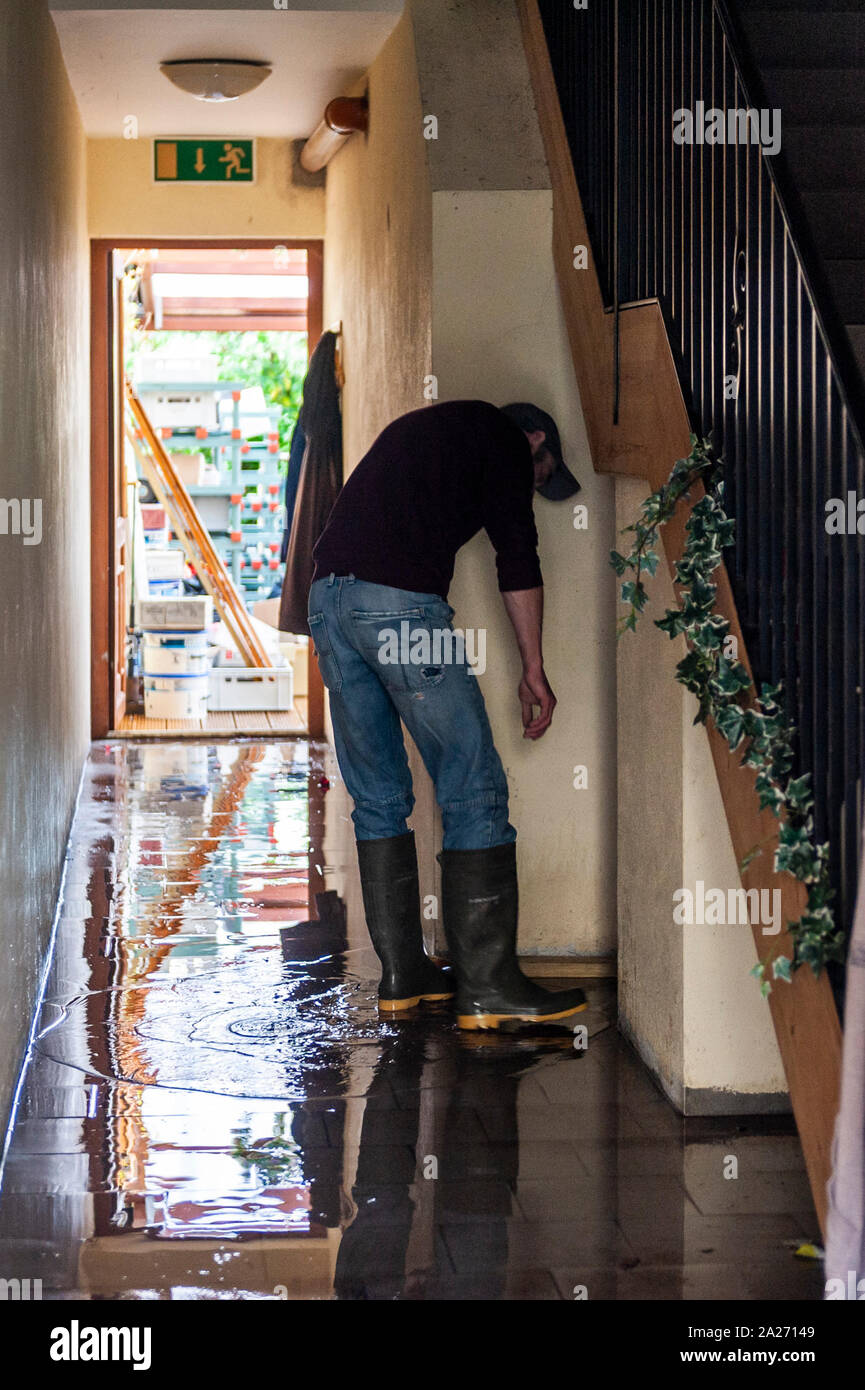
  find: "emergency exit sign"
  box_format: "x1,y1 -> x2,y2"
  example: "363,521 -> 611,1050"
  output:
153,139 -> 255,183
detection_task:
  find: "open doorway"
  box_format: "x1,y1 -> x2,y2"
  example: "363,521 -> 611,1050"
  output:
90,238 -> 325,740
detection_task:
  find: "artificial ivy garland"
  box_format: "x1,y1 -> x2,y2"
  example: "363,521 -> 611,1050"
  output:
610,436 -> 846,992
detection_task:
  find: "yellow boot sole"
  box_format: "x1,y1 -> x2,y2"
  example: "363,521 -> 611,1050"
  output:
379,990 -> 456,1013
457,1001 -> 588,1030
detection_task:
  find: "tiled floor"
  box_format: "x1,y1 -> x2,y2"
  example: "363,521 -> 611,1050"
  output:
0,741 -> 823,1300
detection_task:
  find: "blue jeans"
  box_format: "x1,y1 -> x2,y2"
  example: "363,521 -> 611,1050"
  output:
308,574 -> 516,850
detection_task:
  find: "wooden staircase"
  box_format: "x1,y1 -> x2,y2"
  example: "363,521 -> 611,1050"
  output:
518,0 -> 843,1233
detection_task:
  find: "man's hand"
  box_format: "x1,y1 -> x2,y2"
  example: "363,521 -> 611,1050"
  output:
519,664 -> 556,739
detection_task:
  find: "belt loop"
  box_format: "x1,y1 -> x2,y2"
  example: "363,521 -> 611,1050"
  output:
347,573 -> 355,584
327,572 -> 336,586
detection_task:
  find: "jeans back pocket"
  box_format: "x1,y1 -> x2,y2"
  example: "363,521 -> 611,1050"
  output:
308,612 -> 343,693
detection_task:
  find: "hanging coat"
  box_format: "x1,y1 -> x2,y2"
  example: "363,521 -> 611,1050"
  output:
278,331 -> 343,636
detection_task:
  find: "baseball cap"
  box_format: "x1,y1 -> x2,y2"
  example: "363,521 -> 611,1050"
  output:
500,402 -> 581,501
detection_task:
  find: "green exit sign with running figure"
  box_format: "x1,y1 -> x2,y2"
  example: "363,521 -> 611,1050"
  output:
153,139 -> 255,183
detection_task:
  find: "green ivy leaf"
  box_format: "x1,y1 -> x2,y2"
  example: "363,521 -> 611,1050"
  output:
785,774 -> 814,816
716,704 -> 745,751
609,549 -> 629,576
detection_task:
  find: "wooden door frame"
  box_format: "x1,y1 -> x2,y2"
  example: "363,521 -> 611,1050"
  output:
90,236 -> 325,739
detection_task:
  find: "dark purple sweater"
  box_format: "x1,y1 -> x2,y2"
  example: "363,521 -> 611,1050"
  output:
311,400 -> 542,600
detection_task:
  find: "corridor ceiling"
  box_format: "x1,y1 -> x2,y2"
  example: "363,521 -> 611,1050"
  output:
50,4 -> 402,137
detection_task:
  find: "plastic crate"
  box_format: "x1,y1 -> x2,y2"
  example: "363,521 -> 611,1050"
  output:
209,666 -> 293,712
138,389 -> 219,431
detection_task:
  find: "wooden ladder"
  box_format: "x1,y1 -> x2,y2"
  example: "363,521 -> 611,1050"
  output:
125,379 -> 269,668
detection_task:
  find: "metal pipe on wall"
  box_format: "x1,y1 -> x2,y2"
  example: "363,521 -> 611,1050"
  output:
300,96 -> 368,173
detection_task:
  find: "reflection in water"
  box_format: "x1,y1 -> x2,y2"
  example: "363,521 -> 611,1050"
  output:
0,741 -> 819,1301
333,1027 -> 572,1299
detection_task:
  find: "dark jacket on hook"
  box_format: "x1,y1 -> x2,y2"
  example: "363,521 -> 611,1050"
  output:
278,330 -> 343,636
279,418 -> 307,565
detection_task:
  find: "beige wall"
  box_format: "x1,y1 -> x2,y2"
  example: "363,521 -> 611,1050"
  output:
88,137 -> 324,240
433,189 -> 617,957
615,476 -> 786,1111
322,9 -> 438,903
323,1 -> 616,958
323,12 -> 432,468
615,478 -> 685,1090
414,0 -> 617,957
682,694 -> 787,1104
410,0 -> 549,192
0,0 -> 91,1136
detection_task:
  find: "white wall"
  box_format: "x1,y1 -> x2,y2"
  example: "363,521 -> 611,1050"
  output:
615,476 -> 787,1110
682,692 -> 787,1103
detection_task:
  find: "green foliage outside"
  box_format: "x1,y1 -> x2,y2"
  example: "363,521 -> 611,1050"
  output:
127,329 -> 308,457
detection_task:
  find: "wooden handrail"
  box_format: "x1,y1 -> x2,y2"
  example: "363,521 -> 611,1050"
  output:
125,380 -> 269,667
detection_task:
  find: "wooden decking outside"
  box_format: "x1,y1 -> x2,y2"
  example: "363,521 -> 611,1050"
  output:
110,697 -> 308,739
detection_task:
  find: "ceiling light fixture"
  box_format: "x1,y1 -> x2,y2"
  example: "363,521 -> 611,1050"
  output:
159,59 -> 272,103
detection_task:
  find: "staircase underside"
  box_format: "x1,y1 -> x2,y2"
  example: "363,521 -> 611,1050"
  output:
733,1 -> 865,386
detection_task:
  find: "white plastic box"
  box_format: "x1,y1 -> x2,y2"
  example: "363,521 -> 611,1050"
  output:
209,666 -> 293,712
145,548 -> 186,581
137,596 -> 213,631
169,451 -> 206,488
140,743 -> 209,789
144,673 -> 209,720
148,578 -> 184,598
195,495 -> 231,533
137,389 -> 219,431
143,527 -> 170,547
142,629 -> 210,676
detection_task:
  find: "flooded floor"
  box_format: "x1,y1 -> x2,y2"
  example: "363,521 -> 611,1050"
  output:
0,741 -> 823,1300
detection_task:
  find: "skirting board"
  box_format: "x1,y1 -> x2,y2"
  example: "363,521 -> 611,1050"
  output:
618,1010 -> 790,1117
521,955 -> 616,978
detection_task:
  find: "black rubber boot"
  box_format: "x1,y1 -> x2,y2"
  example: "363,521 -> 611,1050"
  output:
357,832 -> 455,1012
439,842 -> 588,1030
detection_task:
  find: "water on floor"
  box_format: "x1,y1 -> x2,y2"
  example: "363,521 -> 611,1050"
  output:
0,741 -> 823,1300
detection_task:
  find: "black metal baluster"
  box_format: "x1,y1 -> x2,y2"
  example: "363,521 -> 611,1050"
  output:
536,0 -> 865,948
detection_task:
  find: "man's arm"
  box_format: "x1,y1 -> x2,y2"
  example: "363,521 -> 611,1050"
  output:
501,586 -> 557,740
